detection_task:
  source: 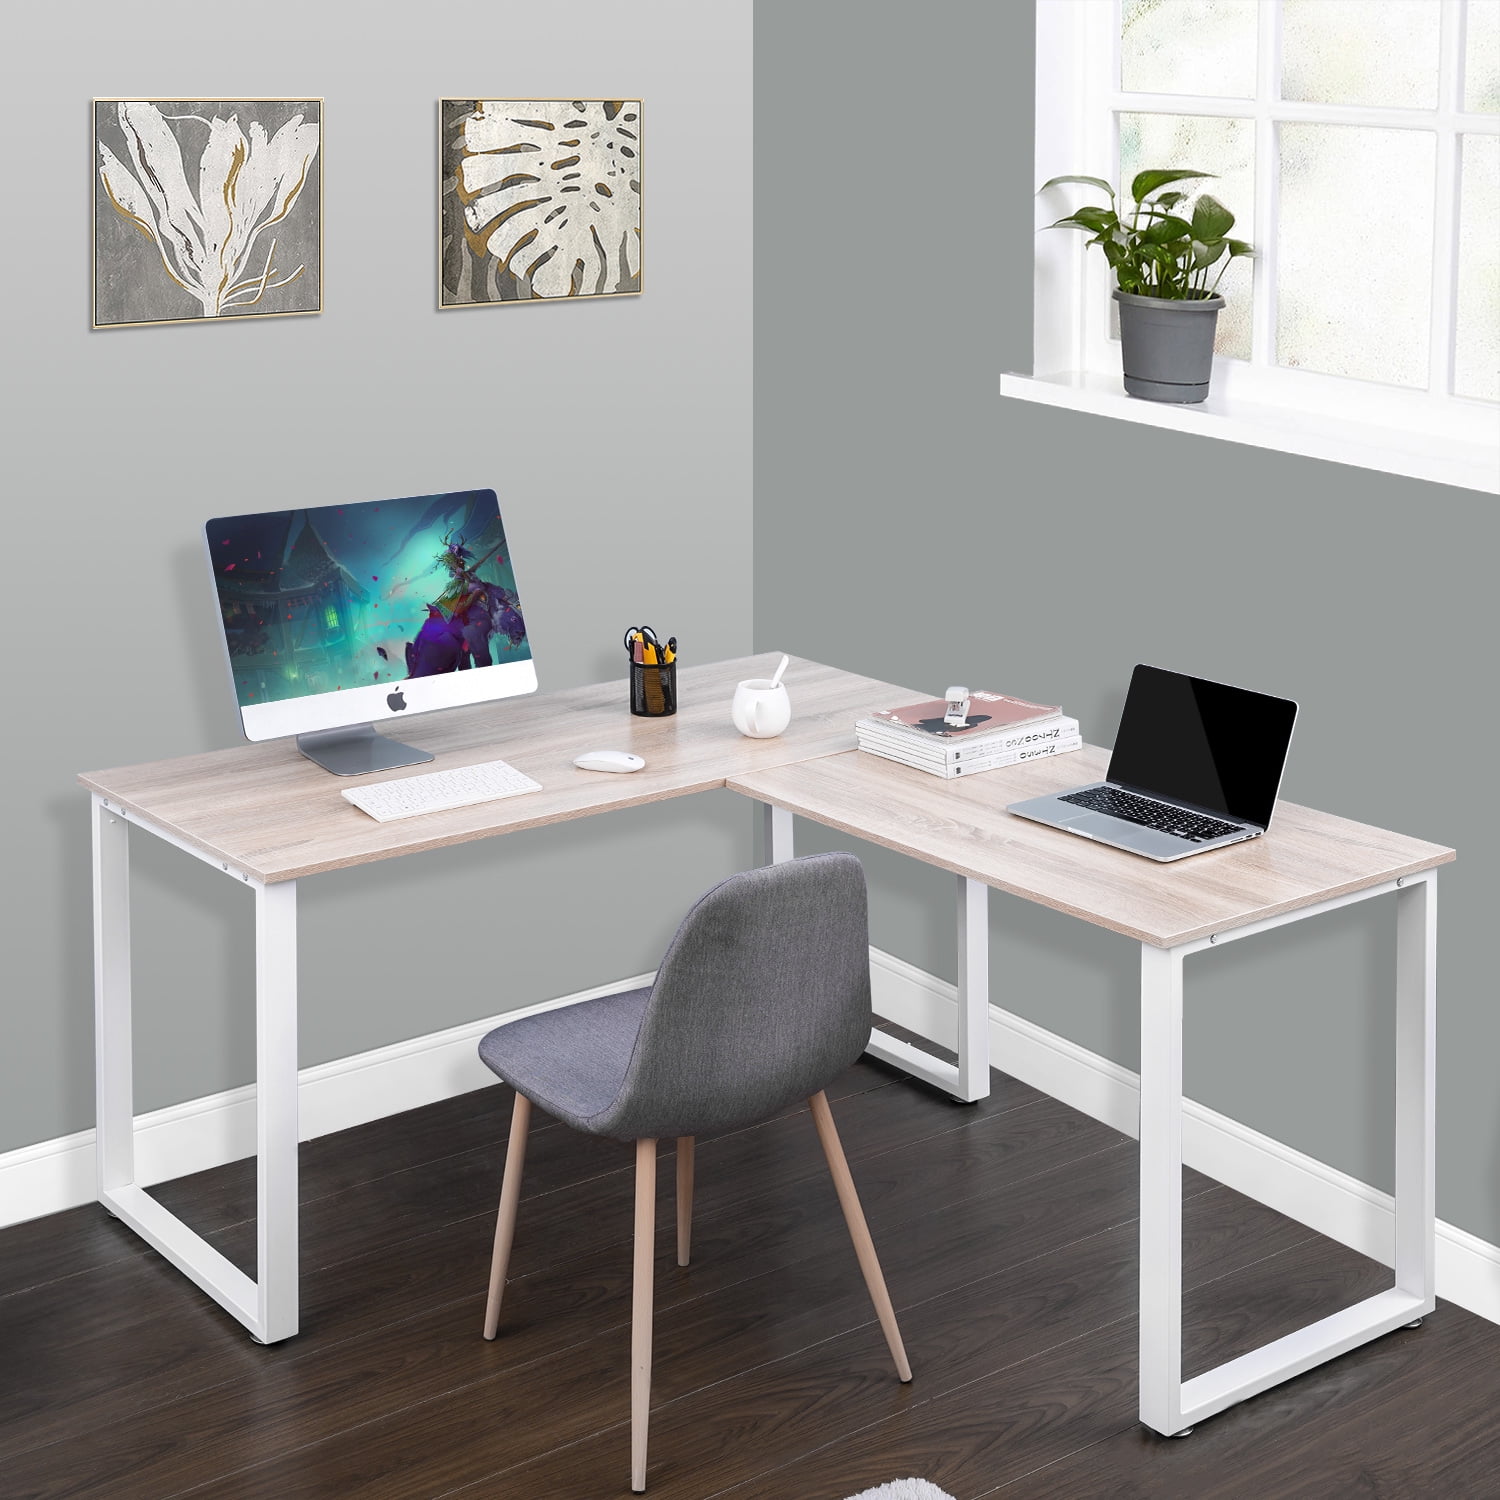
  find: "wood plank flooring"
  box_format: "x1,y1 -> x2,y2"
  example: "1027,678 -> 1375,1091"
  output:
3,1048 -> 1497,1499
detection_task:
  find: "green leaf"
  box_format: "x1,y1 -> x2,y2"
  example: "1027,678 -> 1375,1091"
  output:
1191,194 -> 1236,241
1140,214 -> 1192,244
1191,237 -> 1228,269
1153,191 -> 1188,211
1225,237 -> 1255,257
1131,167 -> 1216,202
1070,206 -> 1118,234
1037,173 -> 1116,200
1044,213 -> 1104,234
1101,240 -> 1128,268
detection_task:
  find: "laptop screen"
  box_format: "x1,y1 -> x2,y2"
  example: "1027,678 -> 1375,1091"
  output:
1107,666 -> 1298,829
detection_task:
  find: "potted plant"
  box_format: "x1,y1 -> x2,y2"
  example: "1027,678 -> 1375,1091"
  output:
1039,169 -> 1253,404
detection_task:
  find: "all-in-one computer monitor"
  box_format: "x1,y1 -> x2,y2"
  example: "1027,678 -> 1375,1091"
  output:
205,489 -> 537,774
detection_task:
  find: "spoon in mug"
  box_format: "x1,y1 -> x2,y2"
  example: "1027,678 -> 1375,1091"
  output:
770,654 -> 790,689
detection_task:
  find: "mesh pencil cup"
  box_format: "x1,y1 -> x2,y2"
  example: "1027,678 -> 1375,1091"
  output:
630,659 -> 676,717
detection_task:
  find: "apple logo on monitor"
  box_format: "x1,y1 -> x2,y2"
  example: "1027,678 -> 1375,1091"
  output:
386,689 -> 407,712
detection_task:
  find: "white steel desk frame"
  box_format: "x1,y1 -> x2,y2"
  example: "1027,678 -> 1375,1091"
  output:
1138,869 -> 1436,1438
92,793 -> 299,1344
90,773 -> 1438,1398
764,803 -> 1438,1438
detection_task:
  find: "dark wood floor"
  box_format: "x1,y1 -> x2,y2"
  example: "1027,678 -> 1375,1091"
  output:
4,1047 -> 1499,1500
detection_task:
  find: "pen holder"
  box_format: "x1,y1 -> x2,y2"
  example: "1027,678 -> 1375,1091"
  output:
630,660 -> 676,717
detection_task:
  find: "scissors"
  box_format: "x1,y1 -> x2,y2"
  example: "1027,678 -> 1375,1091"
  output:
624,626 -> 664,665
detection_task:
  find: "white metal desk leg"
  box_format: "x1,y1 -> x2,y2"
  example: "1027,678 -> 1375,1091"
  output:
956,877 -> 991,1102
1137,876 -> 1436,1434
91,801 -> 300,1344
255,879 -> 300,1344
93,796 -> 135,1198
1394,871 -> 1437,1308
1139,942 -> 1187,1437
861,865 -> 992,1103
764,802 -> 794,865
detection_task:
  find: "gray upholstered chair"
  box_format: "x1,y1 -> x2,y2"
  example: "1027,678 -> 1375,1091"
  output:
476,851 -> 911,1492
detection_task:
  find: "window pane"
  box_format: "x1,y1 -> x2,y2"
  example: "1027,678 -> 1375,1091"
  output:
1119,112 -> 1255,359
1456,134 -> 1500,402
1278,125 -> 1435,387
1121,0 -> 1258,98
1282,0 -> 1441,109
1466,0 -> 1500,113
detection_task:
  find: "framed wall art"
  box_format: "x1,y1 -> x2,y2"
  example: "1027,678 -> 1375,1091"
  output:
441,99 -> 642,306
94,99 -> 322,329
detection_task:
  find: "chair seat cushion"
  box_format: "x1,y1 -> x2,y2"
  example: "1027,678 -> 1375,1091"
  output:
478,987 -> 651,1133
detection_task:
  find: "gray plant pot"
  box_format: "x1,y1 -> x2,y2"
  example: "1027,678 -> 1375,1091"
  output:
1113,289 -> 1224,404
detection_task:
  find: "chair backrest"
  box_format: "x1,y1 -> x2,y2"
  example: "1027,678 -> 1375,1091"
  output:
592,853 -> 872,1140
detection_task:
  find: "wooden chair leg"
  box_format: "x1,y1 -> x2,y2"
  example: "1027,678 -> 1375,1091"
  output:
808,1090 -> 912,1382
632,1138 -> 657,1492
482,1093 -> 532,1340
676,1136 -> 694,1267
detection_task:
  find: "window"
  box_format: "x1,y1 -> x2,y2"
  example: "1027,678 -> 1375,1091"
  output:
1003,0 -> 1500,492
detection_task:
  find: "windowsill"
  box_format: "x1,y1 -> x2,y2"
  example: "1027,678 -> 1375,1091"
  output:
999,371 -> 1500,495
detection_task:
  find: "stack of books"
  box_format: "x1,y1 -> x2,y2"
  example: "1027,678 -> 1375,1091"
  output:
856,690 -> 1082,779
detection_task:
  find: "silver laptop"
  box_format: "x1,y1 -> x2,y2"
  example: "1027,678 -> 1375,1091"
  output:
1007,665 -> 1298,862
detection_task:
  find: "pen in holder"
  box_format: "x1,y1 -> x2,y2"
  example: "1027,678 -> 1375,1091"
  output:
625,626 -> 677,717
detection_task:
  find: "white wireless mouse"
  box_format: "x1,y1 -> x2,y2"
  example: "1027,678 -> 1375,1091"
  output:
573,749 -> 646,773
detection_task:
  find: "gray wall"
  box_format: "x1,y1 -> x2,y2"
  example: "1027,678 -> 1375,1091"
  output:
755,2 -> 1500,1246
0,1 -> 754,1156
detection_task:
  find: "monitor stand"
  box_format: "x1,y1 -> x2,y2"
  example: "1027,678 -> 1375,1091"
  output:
295,724 -> 435,776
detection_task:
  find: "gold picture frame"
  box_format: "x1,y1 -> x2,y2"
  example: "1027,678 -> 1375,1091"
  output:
439,98 -> 642,307
93,98 -> 324,330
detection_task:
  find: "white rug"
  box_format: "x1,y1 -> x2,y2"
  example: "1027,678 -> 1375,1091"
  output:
844,1481 -> 958,1500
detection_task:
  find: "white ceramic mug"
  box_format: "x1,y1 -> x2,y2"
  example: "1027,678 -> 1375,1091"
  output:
732,678 -> 791,738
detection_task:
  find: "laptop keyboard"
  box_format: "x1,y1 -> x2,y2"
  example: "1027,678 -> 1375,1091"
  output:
1060,786 -> 1243,843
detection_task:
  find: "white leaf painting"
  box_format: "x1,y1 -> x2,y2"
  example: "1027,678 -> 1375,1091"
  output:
94,100 -> 321,328
441,99 -> 641,304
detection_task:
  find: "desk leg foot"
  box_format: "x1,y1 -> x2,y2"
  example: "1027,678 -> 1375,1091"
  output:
1168,1427 -> 1194,1439
1405,1318 -> 1424,1328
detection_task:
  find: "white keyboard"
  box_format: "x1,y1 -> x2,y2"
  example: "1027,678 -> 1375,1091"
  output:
341,759 -> 542,822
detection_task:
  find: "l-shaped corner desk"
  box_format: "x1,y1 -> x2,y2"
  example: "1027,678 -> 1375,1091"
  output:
79,653 -> 1454,1440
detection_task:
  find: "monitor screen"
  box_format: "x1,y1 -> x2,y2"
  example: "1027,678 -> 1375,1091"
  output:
205,489 -> 536,743
1106,665 -> 1298,828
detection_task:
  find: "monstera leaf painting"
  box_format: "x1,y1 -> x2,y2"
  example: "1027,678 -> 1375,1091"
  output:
94,99 -> 321,328
441,99 -> 642,305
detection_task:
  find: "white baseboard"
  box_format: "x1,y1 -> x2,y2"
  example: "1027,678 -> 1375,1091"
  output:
867,947 -> 1500,1328
0,971 -> 654,1231
6,950 -> 1497,1330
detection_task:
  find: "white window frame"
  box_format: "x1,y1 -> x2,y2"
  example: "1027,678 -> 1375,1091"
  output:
1001,0 -> 1500,494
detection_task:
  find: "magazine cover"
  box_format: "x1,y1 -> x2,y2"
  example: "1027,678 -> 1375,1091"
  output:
869,690 -> 1061,738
